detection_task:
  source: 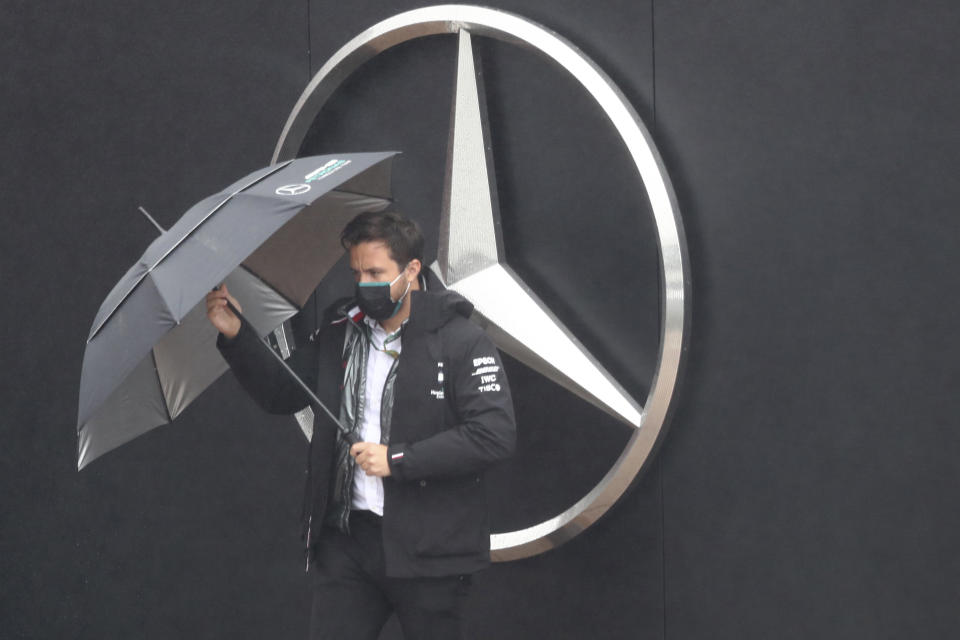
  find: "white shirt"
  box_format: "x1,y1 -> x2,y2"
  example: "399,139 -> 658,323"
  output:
350,318 -> 402,515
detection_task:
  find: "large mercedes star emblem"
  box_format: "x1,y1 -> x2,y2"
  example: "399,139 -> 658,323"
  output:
270,5 -> 690,560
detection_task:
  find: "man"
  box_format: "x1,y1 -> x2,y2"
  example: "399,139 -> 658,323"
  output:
206,210 -> 516,639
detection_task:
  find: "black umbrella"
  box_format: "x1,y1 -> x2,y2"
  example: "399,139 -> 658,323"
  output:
77,152 -> 397,470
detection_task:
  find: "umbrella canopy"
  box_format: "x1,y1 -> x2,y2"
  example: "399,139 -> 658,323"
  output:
77,152 -> 397,470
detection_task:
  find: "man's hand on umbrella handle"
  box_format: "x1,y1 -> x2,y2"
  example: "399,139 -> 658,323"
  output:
350,442 -> 392,477
206,285 -> 242,339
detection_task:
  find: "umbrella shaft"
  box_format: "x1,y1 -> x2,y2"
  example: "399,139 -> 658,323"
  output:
225,300 -> 359,446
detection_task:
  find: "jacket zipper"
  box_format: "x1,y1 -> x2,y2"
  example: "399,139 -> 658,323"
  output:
304,515 -> 312,573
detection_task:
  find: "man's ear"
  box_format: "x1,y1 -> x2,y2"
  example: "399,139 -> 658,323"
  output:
406,259 -> 422,279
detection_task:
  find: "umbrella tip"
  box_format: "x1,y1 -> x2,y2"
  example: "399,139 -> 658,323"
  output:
138,206 -> 166,234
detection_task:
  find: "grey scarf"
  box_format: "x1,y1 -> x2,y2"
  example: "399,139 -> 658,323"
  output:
327,316 -> 401,532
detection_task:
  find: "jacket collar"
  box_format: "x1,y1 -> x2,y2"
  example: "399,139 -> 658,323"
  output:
406,268 -> 474,334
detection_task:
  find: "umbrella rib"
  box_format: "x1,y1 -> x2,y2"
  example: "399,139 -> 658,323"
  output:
330,189 -> 394,203
88,160 -> 295,343
236,263 -> 303,311
151,347 -> 174,423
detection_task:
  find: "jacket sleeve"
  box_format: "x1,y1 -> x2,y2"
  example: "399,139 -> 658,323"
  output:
216,318 -> 320,415
387,331 -> 516,480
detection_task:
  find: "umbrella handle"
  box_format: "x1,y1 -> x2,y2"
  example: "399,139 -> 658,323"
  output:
224,299 -> 359,446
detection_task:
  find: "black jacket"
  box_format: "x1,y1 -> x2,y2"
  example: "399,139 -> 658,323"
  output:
218,276 -> 516,577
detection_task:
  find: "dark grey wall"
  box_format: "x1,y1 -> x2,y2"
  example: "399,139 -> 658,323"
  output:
3,1 -> 959,639
2,1 -> 313,637
656,2 -> 960,638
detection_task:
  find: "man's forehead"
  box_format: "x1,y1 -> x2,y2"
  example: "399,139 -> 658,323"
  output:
349,241 -> 396,267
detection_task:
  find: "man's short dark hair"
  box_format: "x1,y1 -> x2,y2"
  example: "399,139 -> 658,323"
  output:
340,210 -> 424,266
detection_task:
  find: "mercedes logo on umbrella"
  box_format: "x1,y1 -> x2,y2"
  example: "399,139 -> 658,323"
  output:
275,183 -> 311,196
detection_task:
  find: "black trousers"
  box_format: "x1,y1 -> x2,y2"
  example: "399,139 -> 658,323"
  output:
308,511 -> 472,640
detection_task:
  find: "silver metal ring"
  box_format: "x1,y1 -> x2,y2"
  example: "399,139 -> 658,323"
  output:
274,4 -> 690,561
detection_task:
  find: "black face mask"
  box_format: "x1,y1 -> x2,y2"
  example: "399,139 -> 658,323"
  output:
355,270 -> 410,321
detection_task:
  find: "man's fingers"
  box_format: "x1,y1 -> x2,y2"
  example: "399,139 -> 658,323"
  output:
348,443 -> 389,477
206,288 -> 227,308
205,286 -> 242,338
225,293 -> 241,313
217,285 -> 242,312
352,445 -> 370,472
206,286 -> 241,316
206,297 -> 233,316
351,444 -> 375,474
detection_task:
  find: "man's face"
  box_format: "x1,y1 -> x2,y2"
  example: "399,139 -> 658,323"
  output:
349,241 -> 407,299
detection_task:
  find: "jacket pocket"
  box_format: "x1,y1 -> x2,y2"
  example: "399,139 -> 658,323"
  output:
412,474 -> 487,558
